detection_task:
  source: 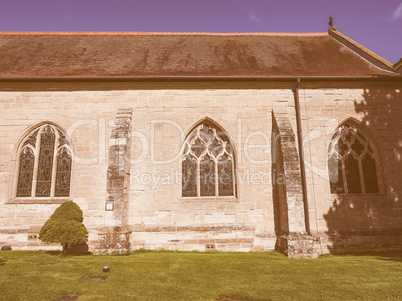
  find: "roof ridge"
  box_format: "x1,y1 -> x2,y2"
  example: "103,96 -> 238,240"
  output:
394,58 -> 402,71
328,30 -> 394,70
0,31 -> 328,37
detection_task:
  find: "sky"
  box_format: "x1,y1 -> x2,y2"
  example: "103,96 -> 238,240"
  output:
0,0 -> 401,64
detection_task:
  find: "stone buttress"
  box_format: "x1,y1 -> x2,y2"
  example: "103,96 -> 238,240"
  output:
96,109 -> 132,254
272,111 -> 318,258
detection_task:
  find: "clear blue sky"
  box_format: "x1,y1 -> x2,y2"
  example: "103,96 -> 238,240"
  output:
0,0 -> 401,63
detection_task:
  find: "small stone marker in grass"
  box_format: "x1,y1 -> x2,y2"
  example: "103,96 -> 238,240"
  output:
53,295 -> 79,301
86,275 -> 107,281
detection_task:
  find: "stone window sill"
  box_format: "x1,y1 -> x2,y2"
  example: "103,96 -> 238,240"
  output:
6,198 -> 69,204
180,196 -> 239,202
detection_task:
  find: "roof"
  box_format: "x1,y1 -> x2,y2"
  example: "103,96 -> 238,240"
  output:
0,31 -> 400,79
394,59 -> 402,73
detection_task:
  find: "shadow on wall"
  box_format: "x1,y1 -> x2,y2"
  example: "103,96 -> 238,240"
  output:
271,113 -> 289,242
323,87 -> 402,254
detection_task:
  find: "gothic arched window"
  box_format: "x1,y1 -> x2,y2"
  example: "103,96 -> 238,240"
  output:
15,124 -> 72,198
328,122 -> 380,194
181,121 -> 236,197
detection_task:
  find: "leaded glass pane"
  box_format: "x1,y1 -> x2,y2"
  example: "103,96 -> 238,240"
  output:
200,155 -> 215,196
225,144 -> 233,155
341,125 -> 355,142
182,155 -> 197,197
216,131 -> 229,144
191,138 -> 206,158
58,131 -> 70,148
328,154 -> 344,194
183,143 -> 189,155
36,126 -> 55,197
209,138 -> 223,157
199,124 -> 213,144
55,148 -> 72,197
218,154 -> 233,196
16,148 -> 35,197
23,130 -> 38,148
362,154 -> 379,193
188,130 -> 197,142
351,138 -> 365,156
335,139 -> 348,157
345,155 -> 361,193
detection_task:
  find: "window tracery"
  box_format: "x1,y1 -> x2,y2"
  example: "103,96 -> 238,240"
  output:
328,122 -> 380,194
181,121 -> 236,197
15,124 -> 72,198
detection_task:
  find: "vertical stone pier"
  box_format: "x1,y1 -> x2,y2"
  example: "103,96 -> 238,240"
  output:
96,108 -> 132,254
272,112 -> 317,258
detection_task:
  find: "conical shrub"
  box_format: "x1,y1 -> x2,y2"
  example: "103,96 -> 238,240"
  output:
39,201 -> 88,252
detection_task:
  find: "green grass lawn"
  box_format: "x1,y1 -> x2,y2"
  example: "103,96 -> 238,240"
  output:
0,250 -> 401,301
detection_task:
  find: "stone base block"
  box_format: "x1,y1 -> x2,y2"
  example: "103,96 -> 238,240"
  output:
276,233 -> 318,258
95,226 -> 131,254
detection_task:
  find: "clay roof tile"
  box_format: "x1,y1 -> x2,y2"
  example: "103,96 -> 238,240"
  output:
0,31 -> 399,78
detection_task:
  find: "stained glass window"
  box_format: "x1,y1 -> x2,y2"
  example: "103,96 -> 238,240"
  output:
36,126 -> 55,197
328,122 -> 380,194
328,154 -> 344,194
345,155 -> 361,193
15,124 -> 72,198
362,154 -> 379,193
200,155 -> 215,196
55,148 -> 72,197
218,154 -> 234,196
181,121 -> 235,197
16,148 -> 35,197
182,155 -> 197,197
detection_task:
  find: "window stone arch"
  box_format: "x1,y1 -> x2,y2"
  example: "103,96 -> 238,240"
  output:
328,121 -> 381,194
181,120 -> 236,197
15,124 -> 72,198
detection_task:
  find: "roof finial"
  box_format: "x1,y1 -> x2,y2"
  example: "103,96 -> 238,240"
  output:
329,16 -> 337,31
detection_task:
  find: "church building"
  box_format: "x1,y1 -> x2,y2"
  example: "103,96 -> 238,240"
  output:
0,21 -> 401,257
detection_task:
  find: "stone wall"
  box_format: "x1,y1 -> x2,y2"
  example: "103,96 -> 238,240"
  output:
298,85 -> 402,253
0,82 -> 400,254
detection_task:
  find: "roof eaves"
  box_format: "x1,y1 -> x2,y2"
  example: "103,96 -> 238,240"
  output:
0,31 -> 328,37
0,75 -> 400,81
394,59 -> 402,73
328,30 -> 394,71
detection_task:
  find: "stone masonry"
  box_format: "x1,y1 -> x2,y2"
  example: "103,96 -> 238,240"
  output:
97,109 -> 133,254
272,112 -> 317,258
0,85 -> 401,256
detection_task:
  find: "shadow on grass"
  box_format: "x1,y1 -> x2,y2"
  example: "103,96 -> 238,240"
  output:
319,251 -> 402,262
129,249 -> 288,258
351,251 -> 402,262
42,250 -> 91,257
